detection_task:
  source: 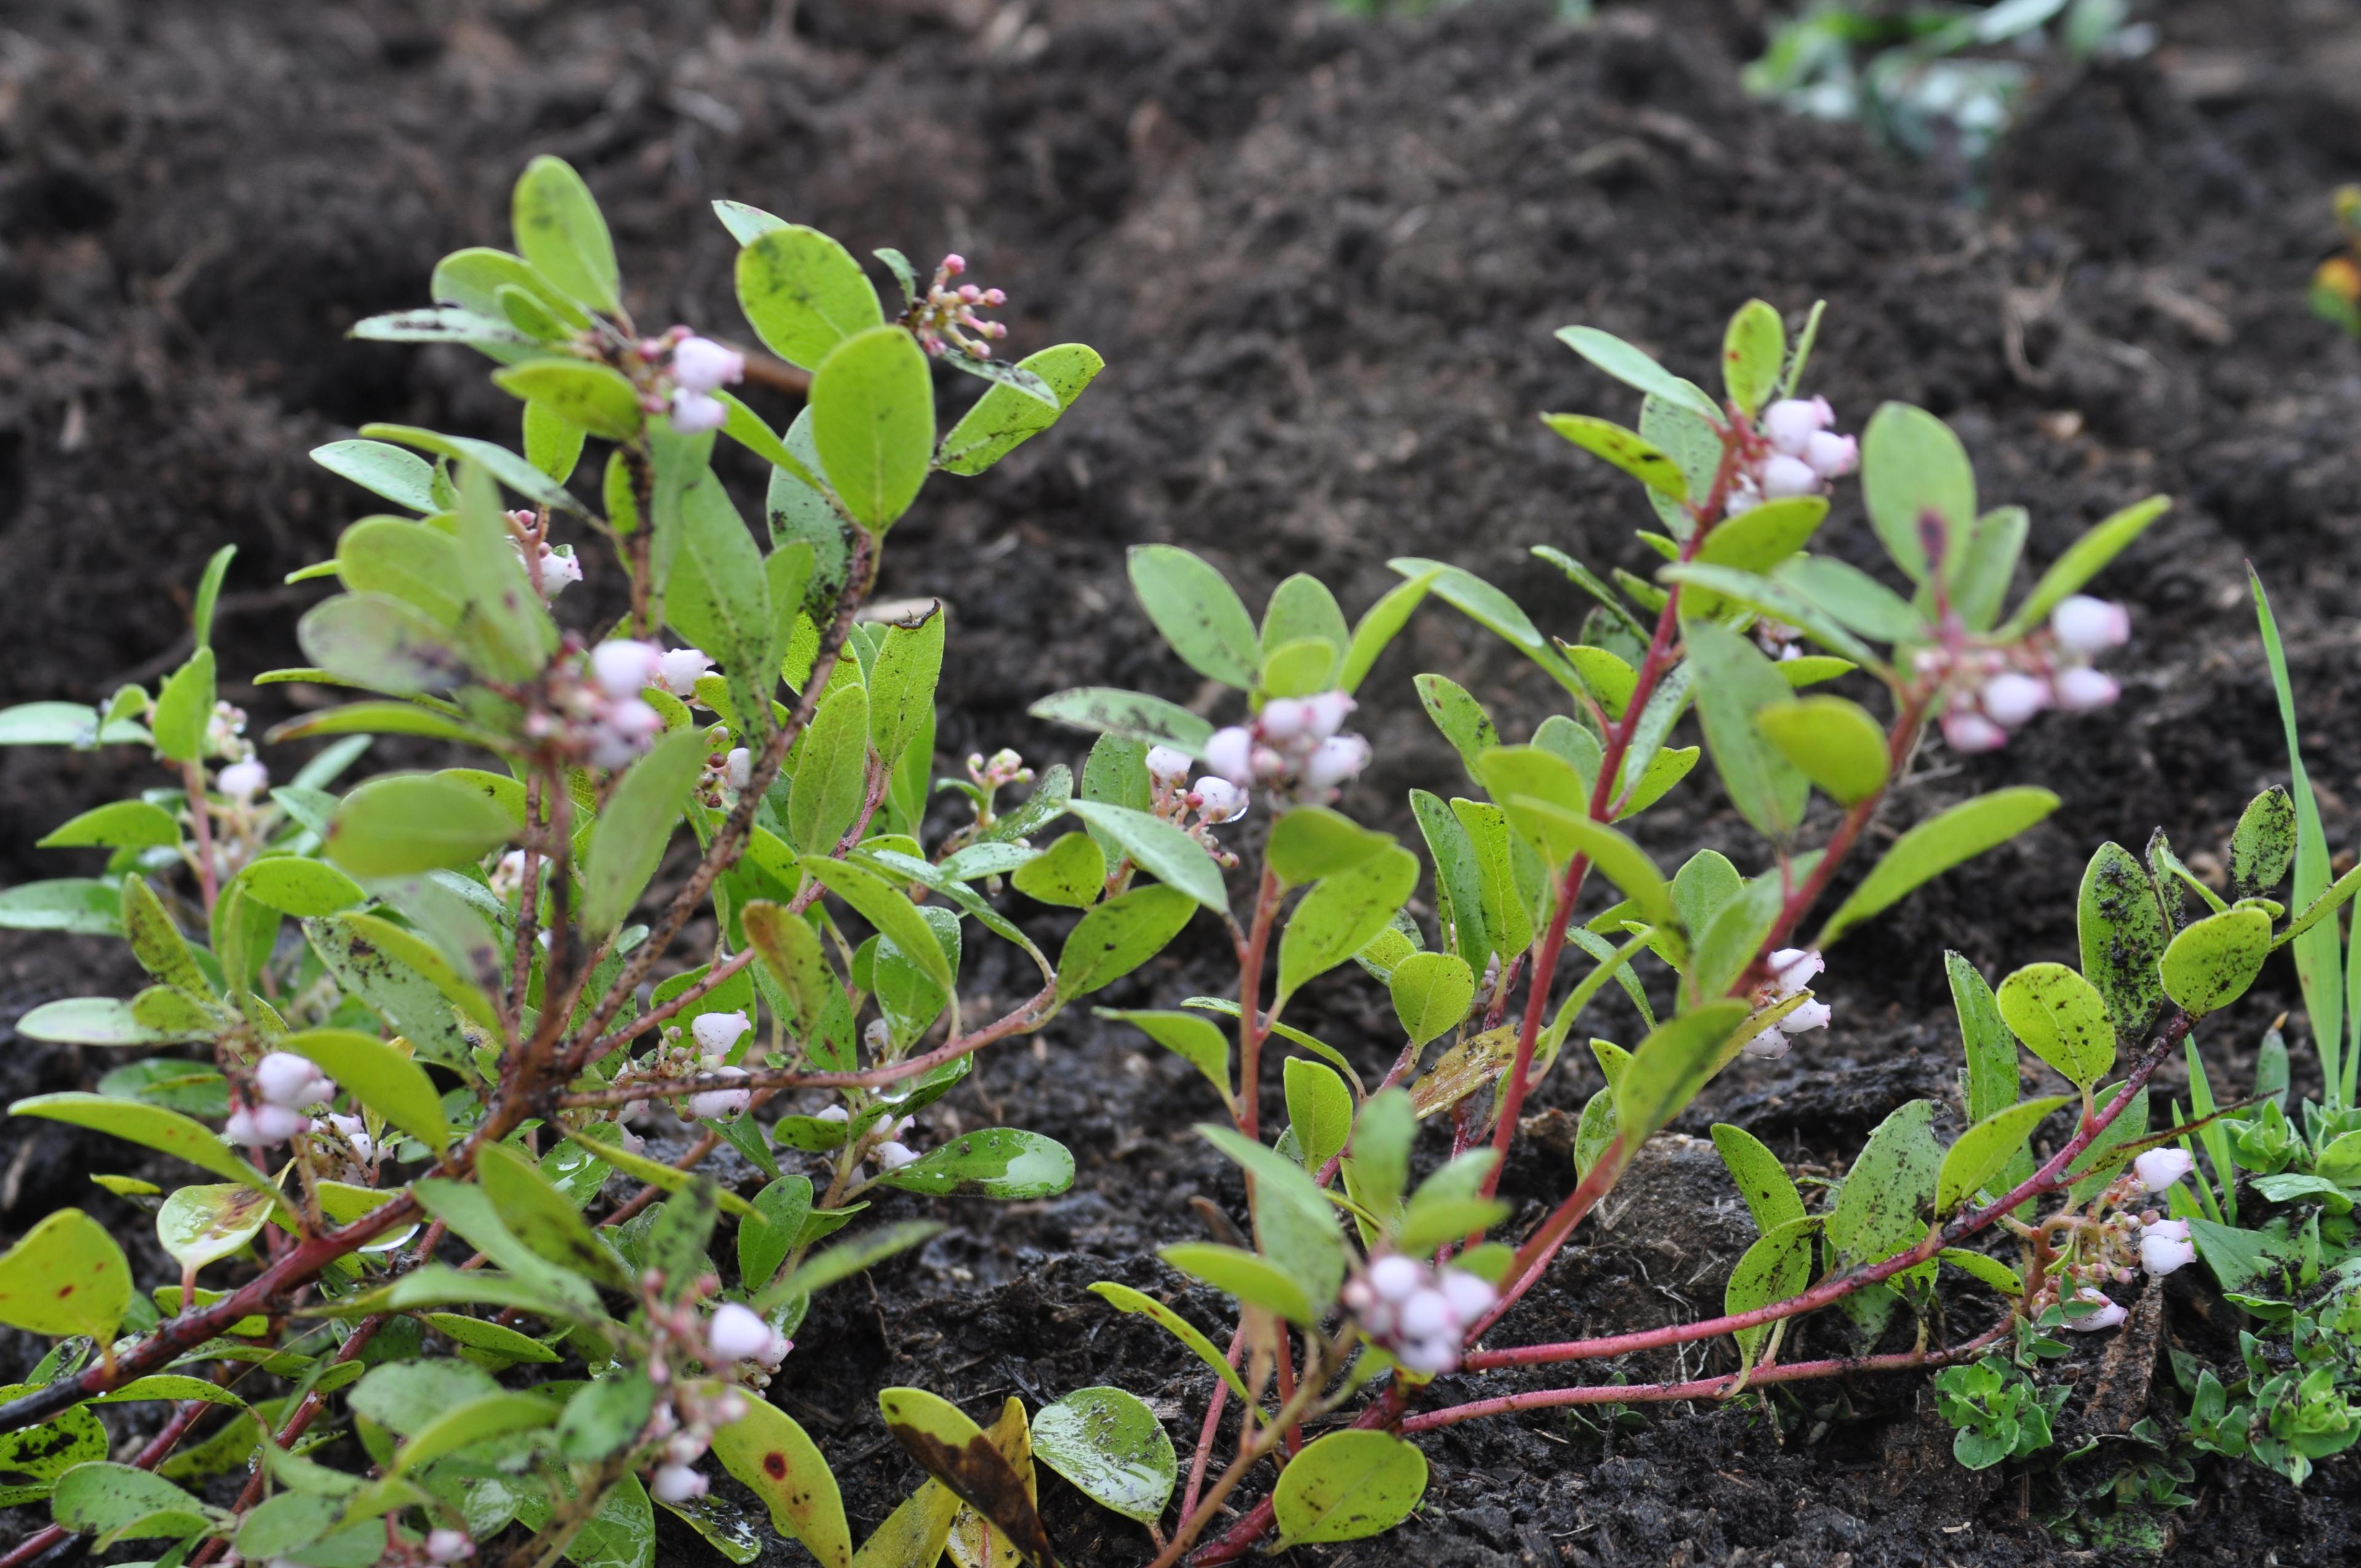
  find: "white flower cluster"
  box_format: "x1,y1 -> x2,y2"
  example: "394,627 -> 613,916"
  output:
643,1376 -> 754,1503
2063,1148 -> 2199,1332
1340,1255 -> 1498,1376
226,1051 -> 337,1146
1741,948 -> 1831,1060
1934,595 -> 2128,754
502,509 -> 583,602
1200,691 -> 1371,806
422,1527 -> 475,1562
218,758 -> 269,804
524,639 -> 713,771
1726,397 -> 1859,516
909,253 -> 1010,360
205,699 -> 253,763
648,331 -> 746,435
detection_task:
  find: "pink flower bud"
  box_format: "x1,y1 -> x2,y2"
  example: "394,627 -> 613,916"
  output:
2052,667 -> 2119,711
1258,697 -> 1315,742
2133,1148 -> 2193,1193
657,647 -> 714,698
1439,1270 -> 1497,1320
1803,430 -> 1858,480
1777,999 -> 1832,1037
941,254 -> 966,275
425,1529 -> 475,1563
1980,672 -> 2051,728
1399,1288 -> 1455,1339
687,1066 -> 751,1120
2063,1288 -> 2127,1331
218,760 -> 270,802
255,1052 -> 333,1109
1397,1336 -> 1460,1376
1302,690 -> 1357,740
1203,726 -> 1255,785
1941,710 -> 2007,753
322,1112 -> 373,1162
1367,1255 -> 1423,1303
669,389 -> 729,434
957,284 -> 981,303
1193,778 -> 1249,824
532,545 -> 583,600
725,747 -> 752,793
1300,734 -> 1372,791
1760,396 -> 1834,456
2051,595 -> 2130,652
227,1102 -> 309,1147
2140,1218 -> 2196,1277
670,336 -> 746,394
1145,745 -> 1195,784
1740,1029 -> 1793,1061
691,1010 -> 751,1061
1769,948 -> 1824,996
982,288 -> 1006,307
591,640 -> 666,701
651,1465 -> 708,1503
707,1302 -> 773,1361
1758,453 -> 1821,500
876,1140 -> 919,1171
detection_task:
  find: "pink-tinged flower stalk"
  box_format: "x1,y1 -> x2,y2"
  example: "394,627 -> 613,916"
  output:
909,253 -> 1011,360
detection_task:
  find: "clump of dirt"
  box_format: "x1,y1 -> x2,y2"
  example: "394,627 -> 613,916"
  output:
5,0 -> 2361,1563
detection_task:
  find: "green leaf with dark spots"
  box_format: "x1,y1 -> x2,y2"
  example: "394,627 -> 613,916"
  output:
2078,841 -> 2169,1042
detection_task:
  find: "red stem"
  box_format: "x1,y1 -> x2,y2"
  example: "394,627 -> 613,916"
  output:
0,1395 -> 214,1568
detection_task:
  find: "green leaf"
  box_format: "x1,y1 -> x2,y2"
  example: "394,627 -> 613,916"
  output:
2160,908 -> 2272,1017
1615,1001 -> 1750,1144
555,1374 -> 655,1462
1086,1283 -> 1250,1403
1721,298 -> 1786,414
742,903 -> 837,1053
1725,1216 -> 1815,1365
1754,695 -> 1889,806
1658,564 -> 1879,669
873,1130 -> 1074,1200
1284,1058 -> 1354,1174
1996,963 -> 2116,1090
407,1181 -> 606,1318
562,1134 -> 761,1221
311,439 -> 438,513
1491,798 -> 1673,932
810,325 -> 933,531
1270,1430 -> 1428,1547
511,155 -> 619,313
0,1398 -> 106,1481
1068,800 -> 1228,913
1414,674 -> 1500,779
735,226 -> 885,371
1554,326 -> 1720,419
802,860 -> 956,992
304,913 -> 472,1067
1097,1010 -> 1229,1103
738,1176 -> 813,1294
1011,832 -> 1105,909
524,398 -> 587,483
1390,560 -> 1578,692
1776,556 -> 1929,645
151,647 -> 217,763
2064,1083 -> 2149,1204
1685,619 -> 1808,842
233,858 -> 368,919
1411,791 -> 1490,970
2231,786 -> 2297,897
937,343 -> 1104,475
1859,402 -> 1975,582
1708,1123 -> 1806,1233
360,423 -> 583,516
1937,1096 -> 2071,1214
266,700 -> 498,750
667,470 -> 776,735
1277,847 -> 1420,1002
1026,687 -> 1215,754
155,1184 -> 273,1278
1029,1387 -> 1175,1527
1157,1243 -> 1312,1324
50,1462 -> 218,1544
0,1208 -> 132,1340
328,910 -> 497,1032
1948,952 -> 2020,1124
704,1397 -> 853,1568
868,608 -> 946,770
1450,800 -> 1534,958
39,799 -> 179,850
326,773 -> 515,879
1946,507 -> 2028,632
1815,788 -> 2060,945
789,685 -> 872,856
426,1312 -> 561,1364
297,592 -> 469,695
1998,495 -> 2170,638
10,1095 -> 285,1209
1340,571 -> 1440,694
391,1390 -> 557,1474
1541,413 -> 1688,499
492,360 -> 643,441
1051,884 -> 1197,1000
1827,1099 -> 1942,1267
0,879 -> 122,936
2253,571 -> 2344,1102
2077,841 -> 2169,1043
1390,951 -> 1476,1048
15,996 -> 180,1047
1939,1249 -> 2023,1297
1125,545 -> 1259,688
473,1142 -> 629,1288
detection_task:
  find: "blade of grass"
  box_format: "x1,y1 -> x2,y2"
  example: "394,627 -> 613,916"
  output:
2252,568 -> 2344,1108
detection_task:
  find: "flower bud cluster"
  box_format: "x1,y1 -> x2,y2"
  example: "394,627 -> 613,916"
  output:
611,325 -> 749,435
1201,691 -> 1371,806
616,1011 -> 757,1134
1147,745 -> 1249,866
968,747 -> 1034,794
217,758 -> 270,804
1340,1255 -> 1498,1377
227,1051 -> 339,1146
2050,1149 -> 2199,1332
503,509 -> 583,602
1928,595 -> 2129,754
908,254 -> 1010,360
205,700 -> 254,764
1726,397 -> 1859,517
639,1376 -> 754,1503
1741,948 -> 1831,1060
524,640 -> 711,771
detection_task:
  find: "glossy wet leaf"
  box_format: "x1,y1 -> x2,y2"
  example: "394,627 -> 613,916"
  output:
938,343 -> 1104,475
735,225 -> 885,371
1816,788 -> 2059,945
877,1390 -> 1056,1568
1755,695 -> 1889,806
1270,1429 -> 1428,1547
1859,402 -> 1974,581
1995,962 -> 2116,1090
10,1095 -> 285,1208
875,1130 -> 1074,1200
1541,413 -> 1688,499
1125,544 -> 1259,688
279,1029 -> 448,1152
0,1208 -> 132,1341
1936,1095 -> 2071,1214
2077,841 -> 2169,1042
802,858 -> 955,992
0,879 -> 122,936
1277,846 -> 1419,1002
475,1142 -> 630,1288
851,1478 -> 963,1568
1054,884 -> 1196,1000
511,155 -> 619,313
1030,1387 -> 1174,1526
156,1184 -> 274,1278
944,1396 -> 1036,1568
1067,800 -> 1225,913
2161,907 -> 2272,1016
811,325 -> 933,531
312,439 -> 438,513
711,1396 -> 853,1568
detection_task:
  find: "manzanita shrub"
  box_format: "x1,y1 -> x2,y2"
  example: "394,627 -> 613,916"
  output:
0,155 -> 2350,1568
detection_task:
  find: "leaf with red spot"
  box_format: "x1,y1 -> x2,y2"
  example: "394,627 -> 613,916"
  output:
0,1208 -> 133,1342
708,1394 -> 851,1568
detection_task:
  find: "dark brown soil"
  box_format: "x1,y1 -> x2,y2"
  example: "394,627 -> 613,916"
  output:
6,1 -> 2361,1564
